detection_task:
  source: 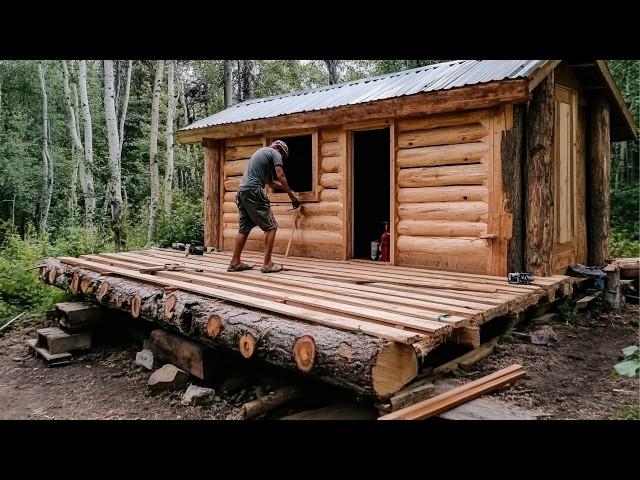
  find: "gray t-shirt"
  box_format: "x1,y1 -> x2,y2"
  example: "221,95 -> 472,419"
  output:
239,147 -> 283,190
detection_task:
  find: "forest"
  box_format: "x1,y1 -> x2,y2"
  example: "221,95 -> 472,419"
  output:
0,59 -> 638,321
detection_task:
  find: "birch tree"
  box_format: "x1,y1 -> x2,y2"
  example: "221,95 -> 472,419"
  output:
62,61 -> 82,213
147,60 -> 164,244
77,60 -> 96,226
103,60 -> 125,250
164,60 -> 176,217
223,60 -> 233,107
323,60 -> 340,84
37,63 -> 53,234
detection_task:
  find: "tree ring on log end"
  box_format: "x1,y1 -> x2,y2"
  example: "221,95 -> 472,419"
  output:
372,342 -> 418,398
97,281 -> 109,303
293,335 -> 316,373
206,314 -> 221,337
239,334 -> 256,359
48,267 -> 57,285
164,293 -> 178,319
80,276 -> 92,295
131,295 -> 142,318
70,272 -> 80,295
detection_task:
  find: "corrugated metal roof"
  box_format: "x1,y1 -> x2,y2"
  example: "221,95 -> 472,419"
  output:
181,60 -> 546,132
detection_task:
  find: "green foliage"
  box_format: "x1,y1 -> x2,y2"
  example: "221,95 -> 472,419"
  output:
0,223 -> 67,321
555,297 -> 581,324
611,344 -> 640,378
155,189 -> 204,247
610,228 -> 640,258
615,402 -> 640,420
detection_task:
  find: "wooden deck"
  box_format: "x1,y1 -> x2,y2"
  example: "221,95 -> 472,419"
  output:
58,248 -> 573,354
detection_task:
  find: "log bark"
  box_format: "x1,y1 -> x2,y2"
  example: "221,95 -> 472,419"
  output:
588,95 -> 611,265
42,259 -> 418,399
240,386 -> 301,420
502,103 -> 524,272
525,75 -> 555,276
204,138 -> 221,249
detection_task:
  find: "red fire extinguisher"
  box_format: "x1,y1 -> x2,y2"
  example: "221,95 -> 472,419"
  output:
379,221 -> 390,262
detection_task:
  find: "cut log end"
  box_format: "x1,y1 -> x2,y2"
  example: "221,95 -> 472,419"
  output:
131,294 -> 142,319
97,281 -> 109,303
372,342 -> 418,398
239,333 -> 256,359
293,335 -> 316,373
70,272 -> 80,295
164,293 -> 178,319
206,314 -> 222,338
80,276 -> 92,295
48,267 -> 58,285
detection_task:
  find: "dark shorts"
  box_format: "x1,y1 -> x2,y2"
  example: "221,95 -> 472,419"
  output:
236,187 -> 278,234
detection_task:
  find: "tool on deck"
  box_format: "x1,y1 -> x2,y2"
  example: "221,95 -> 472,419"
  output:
285,205 -> 303,258
507,272 -> 534,285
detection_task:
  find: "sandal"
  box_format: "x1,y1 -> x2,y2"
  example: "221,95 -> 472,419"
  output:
261,263 -> 284,274
227,262 -> 255,272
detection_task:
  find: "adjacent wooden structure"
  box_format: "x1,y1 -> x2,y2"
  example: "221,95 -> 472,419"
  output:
181,60 -> 637,275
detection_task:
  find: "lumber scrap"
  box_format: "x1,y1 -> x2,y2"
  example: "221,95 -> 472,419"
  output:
150,329 -> 217,380
378,364 -> 525,420
575,292 -> 601,310
41,258 -> 419,399
240,386 -> 301,420
26,339 -> 72,366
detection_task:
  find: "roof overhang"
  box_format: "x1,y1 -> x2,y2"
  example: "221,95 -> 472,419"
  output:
177,79 -> 530,144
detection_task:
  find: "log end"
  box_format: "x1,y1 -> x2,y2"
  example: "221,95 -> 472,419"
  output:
80,276 -> 92,296
97,281 -> 109,303
206,314 -> 222,338
239,333 -> 256,359
372,342 -> 419,398
293,335 -> 316,373
70,272 -> 80,296
131,294 -> 142,318
164,293 -> 178,320
48,267 -> 58,285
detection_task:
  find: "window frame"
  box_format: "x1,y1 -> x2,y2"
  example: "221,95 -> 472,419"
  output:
263,130 -> 320,203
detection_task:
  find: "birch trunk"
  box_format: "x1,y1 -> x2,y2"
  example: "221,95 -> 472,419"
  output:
148,60 -> 164,244
78,60 -> 96,227
119,60 -> 132,161
223,60 -> 233,108
164,60 -> 175,217
103,60 -> 125,251
62,61 -> 81,213
38,63 -> 54,234
324,60 -> 339,84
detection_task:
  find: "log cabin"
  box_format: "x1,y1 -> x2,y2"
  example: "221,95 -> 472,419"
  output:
178,60 -> 637,277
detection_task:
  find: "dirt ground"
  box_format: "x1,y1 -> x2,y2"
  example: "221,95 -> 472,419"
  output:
0,303 -> 638,420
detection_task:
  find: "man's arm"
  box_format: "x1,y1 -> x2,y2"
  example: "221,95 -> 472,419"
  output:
274,165 -> 300,206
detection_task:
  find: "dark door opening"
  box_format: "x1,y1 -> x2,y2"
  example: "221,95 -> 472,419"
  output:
353,128 -> 390,260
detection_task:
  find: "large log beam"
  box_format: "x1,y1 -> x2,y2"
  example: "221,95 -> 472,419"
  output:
587,95 -> 611,265
203,138 -> 221,250
524,75 -> 555,276
40,259 -> 418,400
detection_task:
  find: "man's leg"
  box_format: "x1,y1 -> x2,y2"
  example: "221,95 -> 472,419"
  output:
230,231 -> 250,266
263,227 -> 277,268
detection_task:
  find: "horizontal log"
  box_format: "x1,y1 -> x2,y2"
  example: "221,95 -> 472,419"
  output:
225,214 -> 343,232
397,236 -> 490,256
224,159 -> 249,176
223,227 -> 343,246
321,156 -> 341,173
228,239 -> 344,261
320,188 -> 340,202
397,109 -> 489,133
397,142 -> 488,168
224,176 -> 241,191
225,145 -> 261,161
397,123 -> 488,149
224,192 -> 236,202
398,202 -> 488,222
397,251 -> 489,274
43,259 -> 418,399
225,136 -> 262,148
321,141 -> 341,157
398,186 -> 488,203
320,172 -> 341,188
223,201 -> 343,217
397,220 -> 487,237
398,164 -> 488,187
321,129 -> 340,143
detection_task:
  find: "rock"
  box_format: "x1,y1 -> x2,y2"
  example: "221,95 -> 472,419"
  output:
169,399 -> 178,406
147,364 -> 189,391
181,384 -> 216,406
214,396 -> 221,402
135,349 -> 155,371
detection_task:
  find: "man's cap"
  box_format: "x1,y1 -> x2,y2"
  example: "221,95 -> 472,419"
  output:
271,140 -> 289,158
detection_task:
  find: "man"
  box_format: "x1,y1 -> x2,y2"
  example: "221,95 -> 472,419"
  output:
228,140 -> 300,273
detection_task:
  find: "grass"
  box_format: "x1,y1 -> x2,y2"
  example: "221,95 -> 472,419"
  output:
615,401 -> 640,420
